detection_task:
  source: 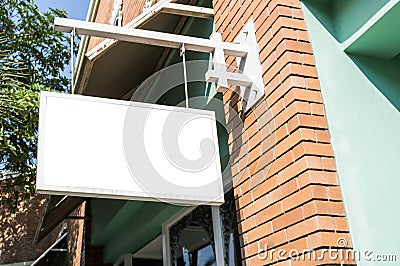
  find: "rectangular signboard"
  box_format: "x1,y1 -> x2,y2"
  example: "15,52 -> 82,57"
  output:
37,92 -> 224,205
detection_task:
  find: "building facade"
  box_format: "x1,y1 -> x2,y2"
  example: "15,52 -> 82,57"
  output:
4,0 -> 398,265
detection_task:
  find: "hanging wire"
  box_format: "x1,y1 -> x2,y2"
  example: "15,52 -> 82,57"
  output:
180,43 -> 189,108
70,28 -> 76,94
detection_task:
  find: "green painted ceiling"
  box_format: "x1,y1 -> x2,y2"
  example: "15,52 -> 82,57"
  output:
91,199 -> 183,263
304,0 -> 400,59
344,1 -> 400,59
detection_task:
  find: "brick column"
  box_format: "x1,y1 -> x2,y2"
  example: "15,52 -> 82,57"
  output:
67,202 -> 86,266
213,0 -> 356,265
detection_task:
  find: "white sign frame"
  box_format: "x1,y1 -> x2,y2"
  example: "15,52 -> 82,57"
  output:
37,92 -> 224,206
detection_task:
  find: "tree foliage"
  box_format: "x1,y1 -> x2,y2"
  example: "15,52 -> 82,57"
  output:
0,0 -> 71,92
0,0 -> 74,211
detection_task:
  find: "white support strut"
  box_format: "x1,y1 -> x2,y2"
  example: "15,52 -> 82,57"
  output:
209,32 -> 229,92
206,20 -> 264,112
161,3 -> 214,19
234,20 -> 265,112
205,71 -> 253,88
54,17 -> 248,57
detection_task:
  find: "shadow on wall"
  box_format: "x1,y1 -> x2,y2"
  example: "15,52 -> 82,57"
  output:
0,205 -> 28,260
0,194 -> 58,264
302,0 -> 391,43
348,53 -> 400,112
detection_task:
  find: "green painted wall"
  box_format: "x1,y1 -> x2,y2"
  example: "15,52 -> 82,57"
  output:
302,1 -> 400,264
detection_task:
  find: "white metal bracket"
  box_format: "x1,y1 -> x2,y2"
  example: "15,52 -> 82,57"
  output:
143,0 -> 155,12
206,33 -> 229,91
54,17 -> 262,111
110,0 -> 123,26
206,20 -> 264,112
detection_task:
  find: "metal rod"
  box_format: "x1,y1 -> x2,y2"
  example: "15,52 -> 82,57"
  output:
70,28 -> 76,94
31,233 -> 67,266
162,224 -> 171,266
50,248 -> 67,252
180,43 -> 189,108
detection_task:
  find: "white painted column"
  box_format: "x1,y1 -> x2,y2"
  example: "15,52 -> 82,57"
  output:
211,206 -> 225,266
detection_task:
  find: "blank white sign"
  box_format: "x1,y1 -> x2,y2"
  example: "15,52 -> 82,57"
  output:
36,92 -> 224,205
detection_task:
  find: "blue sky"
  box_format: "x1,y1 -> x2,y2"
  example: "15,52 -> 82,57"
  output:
36,0 -> 91,20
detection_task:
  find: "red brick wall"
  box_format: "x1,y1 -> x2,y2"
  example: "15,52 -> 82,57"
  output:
87,0 -> 114,51
87,0 -> 148,51
0,195 -> 60,264
122,0 -> 147,26
213,0 -> 356,265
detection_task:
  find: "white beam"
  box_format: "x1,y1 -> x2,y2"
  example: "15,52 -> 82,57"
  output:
205,70 -> 253,88
54,17 -> 248,57
161,3 -> 214,18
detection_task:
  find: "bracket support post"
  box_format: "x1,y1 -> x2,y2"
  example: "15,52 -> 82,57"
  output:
205,20 -> 264,113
